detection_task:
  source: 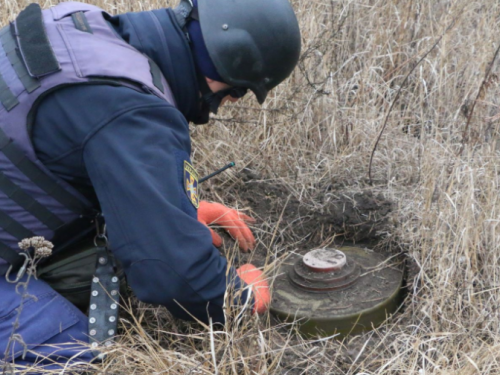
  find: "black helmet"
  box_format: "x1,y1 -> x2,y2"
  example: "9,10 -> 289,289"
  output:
197,0 -> 301,104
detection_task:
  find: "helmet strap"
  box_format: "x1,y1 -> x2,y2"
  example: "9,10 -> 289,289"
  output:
203,89 -> 233,115
192,68 -> 229,124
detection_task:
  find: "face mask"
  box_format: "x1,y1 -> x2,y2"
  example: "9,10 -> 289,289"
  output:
204,87 -> 248,114
192,75 -> 248,124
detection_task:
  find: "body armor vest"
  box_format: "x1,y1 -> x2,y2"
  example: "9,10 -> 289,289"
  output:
0,2 -> 175,274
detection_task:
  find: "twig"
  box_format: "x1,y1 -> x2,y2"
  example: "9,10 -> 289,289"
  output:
457,42 -> 500,156
209,318 -> 218,375
368,9 -> 464,185
268,195 -> 291,250
2,237 -> 53,373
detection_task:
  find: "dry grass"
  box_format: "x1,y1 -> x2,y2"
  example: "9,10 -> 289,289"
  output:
4,0 -> 500,373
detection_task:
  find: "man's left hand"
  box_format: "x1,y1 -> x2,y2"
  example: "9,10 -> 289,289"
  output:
198,201 -> 256,252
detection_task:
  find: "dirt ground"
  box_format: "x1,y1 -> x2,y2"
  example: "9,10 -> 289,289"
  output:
114,170 -> 408,375
199,170 -> 411,374
115,169 -> 412,374
208,168 -> 396,268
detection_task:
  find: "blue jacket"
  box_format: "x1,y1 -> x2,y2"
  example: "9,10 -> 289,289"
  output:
31,9 -> 248,324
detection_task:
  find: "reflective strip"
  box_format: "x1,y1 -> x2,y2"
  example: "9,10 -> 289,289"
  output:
0,70 -> 19,111
0,133 -> 88,214
0,208 -> 34,240
0,171 -> 64,230
0,27 -> 41,93
149,59 -> 164,94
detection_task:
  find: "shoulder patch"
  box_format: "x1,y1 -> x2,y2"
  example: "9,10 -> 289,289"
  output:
184,161 -> 199,209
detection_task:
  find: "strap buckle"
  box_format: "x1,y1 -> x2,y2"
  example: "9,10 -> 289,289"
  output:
94,214 -> 108,247
5,252 -> 29,283
173,0 -> 194,29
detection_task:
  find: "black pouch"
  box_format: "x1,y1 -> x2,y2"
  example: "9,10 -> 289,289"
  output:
37,239 -> 127,313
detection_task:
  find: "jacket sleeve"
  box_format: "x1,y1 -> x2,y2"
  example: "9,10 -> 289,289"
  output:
80,100 -> 248,324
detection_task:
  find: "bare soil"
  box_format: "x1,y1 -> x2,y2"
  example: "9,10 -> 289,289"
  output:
202,171 -> 413,373
209,168 -> 396,269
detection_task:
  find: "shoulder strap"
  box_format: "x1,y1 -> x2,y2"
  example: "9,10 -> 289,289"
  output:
0,71 -> 18,111
0,27 -> 41,93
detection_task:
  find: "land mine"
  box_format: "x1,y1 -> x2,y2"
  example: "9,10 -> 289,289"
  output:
3,0 -> 500,374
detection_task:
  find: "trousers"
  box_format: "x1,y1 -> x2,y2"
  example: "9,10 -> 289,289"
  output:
0,273 -> 94,374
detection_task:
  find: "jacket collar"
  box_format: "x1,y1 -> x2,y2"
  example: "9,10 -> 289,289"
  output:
108,9 -> 200,123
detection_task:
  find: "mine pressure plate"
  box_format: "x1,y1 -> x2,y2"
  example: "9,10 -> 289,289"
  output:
270,246 -> 404,337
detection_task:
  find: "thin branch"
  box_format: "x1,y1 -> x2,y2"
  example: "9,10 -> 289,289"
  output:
457,42 -> 500,156
368,10 -> 463,185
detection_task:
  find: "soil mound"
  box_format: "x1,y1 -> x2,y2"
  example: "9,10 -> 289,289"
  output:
238,170 -> 392,244
208,169 -> 395,266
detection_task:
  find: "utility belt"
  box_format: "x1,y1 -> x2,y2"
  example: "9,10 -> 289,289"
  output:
37,237 -> 128,313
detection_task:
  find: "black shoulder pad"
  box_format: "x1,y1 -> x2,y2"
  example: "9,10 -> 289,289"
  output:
16,3 -> 60,78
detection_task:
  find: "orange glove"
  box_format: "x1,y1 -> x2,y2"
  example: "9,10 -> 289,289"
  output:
237,264 -> 270,314
198,201 -> 256,252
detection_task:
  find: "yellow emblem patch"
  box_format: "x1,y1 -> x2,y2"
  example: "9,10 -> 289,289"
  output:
184,161 -> 199,209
